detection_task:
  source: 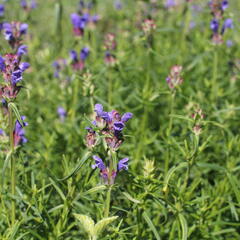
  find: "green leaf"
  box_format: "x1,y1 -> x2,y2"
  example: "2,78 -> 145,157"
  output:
2,151 -> 12,187
122,192 -> 141,204
57,151 -> 91,181
163,162 -> 188,191
226,172 -> 240,204
83,185 -> 107,196
49,178 -> 66,201
94,216 -> 118,237
8,102 -> 23,126
142,211 -> 161,240
73,213 -> 95,237
178,213 -> 188,240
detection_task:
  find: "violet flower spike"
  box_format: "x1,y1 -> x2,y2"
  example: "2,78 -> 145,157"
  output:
13,116 -> 28,146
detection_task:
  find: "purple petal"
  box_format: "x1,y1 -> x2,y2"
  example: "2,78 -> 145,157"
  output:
94,104 -> 104,116
20,23 -> 28,35
17,45 -> 28,56
121,112 -> 133,123
19,62 -> 30,71
114,121 -> 125,132
118,158 -> 129,171
92,155 -> 106,170
69,50 -> 78,62
0,56 -> 5,71
80,47 -> 90,60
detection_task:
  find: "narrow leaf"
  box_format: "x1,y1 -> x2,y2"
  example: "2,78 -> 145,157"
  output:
122,192 -> 141,204
142,211 -> 161,240
178,213 -> 188,240
57,151 -> 91,181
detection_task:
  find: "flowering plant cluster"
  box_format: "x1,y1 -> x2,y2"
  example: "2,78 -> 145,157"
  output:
0,20 -> 29,147
191,108 -> 205,136
166,65 -> 183,89
209,0 -> 233,44
86,104 -> 133,184
70,47 -> 90,71
70,1 -> 99,37
2,22 -> 28,50
142,19 -> 156,35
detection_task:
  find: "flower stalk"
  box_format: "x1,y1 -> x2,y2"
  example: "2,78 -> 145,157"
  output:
8,105 -> 15,226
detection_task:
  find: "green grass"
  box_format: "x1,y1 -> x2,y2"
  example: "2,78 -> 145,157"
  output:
0,0 -> 240,239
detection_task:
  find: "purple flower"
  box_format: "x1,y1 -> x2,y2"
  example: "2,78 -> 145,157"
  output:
20,23 -> 28,35
71,13 -> 81,27
221,18 -> 233,34
210,19 -> 219,33
226,39 -> 233,47
57,107 -> 67,121
114,0 -> 122,10
13,116 -> 28,146
223,18 -> 233,29
0,4 -> 4,17
0,128 -> 5,135
222,0 -> 228,10
70,50 -> 78,62
70,13 -> 88,36
0,56 -> 5,71
121,112 -> 133,123
94,103 -> 104,116
17,45 -> 28,56
118,158 -> 129,171
21,0 -> 27,8
31,0 -> 37,9
12,70 -> 23,84
19,62 -> 30,71
3,23 -> 13,41
80,47 -> 90,60
114,122 -> 125,132
92,155 -> 106,170
165,0 -> 175,8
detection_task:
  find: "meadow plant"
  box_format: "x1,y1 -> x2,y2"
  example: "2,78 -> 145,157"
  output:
70,47 -> 90,71
0,1 -> 240,239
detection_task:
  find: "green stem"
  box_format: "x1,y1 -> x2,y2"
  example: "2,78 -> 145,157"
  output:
9,106 -> 15,226
71,75 -> 79,122
108,71 -> 112,107
179,2 -> 190,62
104,185 -> 112,218
212,50 -> 218,101
165,91 -> 175,175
